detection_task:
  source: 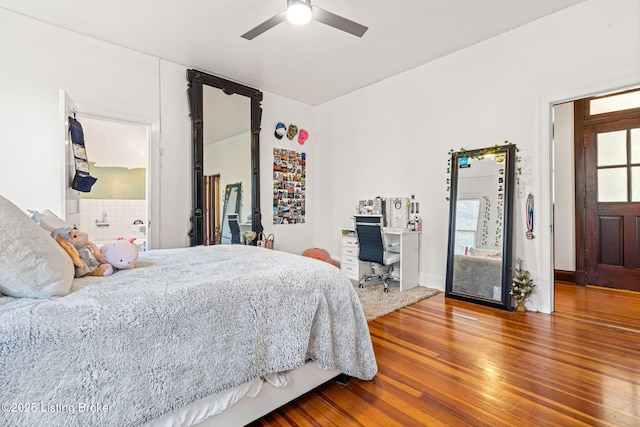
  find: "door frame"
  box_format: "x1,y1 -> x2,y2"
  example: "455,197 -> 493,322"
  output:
60,94 -> 159,250
538,73 -> 640,314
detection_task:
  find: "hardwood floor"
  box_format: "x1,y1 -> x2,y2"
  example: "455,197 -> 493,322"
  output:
250,283 -> 640,426
554,281 -> 640,332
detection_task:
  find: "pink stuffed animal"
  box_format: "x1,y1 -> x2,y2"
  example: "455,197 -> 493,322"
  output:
100,238 -> 139,270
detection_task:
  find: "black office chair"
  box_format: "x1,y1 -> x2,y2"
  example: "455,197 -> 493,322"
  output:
228,214 -> 241,244
355,215 -> 400,293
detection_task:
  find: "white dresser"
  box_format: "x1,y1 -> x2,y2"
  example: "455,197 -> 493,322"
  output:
339,228 -> 365,281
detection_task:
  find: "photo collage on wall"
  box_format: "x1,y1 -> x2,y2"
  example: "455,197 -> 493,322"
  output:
273,148 -> 306,224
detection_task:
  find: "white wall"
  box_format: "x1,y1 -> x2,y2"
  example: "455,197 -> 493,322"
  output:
156,60 -> 191,249
0,9 -> 195,250
0,9 -> 157,215
0,9 -> 163,248
204,132 -> 252,221
315,0 -> 640,312
553,102 -> 576,271
259,93 -> 316,255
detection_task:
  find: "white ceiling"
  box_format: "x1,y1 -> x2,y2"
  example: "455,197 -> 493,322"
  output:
1,0 -> 586,105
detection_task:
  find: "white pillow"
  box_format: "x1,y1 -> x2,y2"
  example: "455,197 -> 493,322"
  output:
28,209 -> 74,232
0,195 -> 74,298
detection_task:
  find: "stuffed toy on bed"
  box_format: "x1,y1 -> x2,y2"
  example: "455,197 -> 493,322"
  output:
100,238 -> 139,270
51,227 -> 113,277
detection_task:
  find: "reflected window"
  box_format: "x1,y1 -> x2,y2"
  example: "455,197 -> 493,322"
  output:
454,199 -> 480,254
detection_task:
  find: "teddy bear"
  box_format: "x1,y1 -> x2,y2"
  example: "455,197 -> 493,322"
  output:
51,227 -> 113,277
100,238 -> 139,270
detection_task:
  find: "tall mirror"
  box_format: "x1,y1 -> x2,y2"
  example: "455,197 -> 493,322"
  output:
445,144 -> 515,310
187,69 -> 263,246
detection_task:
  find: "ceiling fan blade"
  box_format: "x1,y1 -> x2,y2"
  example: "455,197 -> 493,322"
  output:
241,10 -> 287,40
312,6 -> 368,37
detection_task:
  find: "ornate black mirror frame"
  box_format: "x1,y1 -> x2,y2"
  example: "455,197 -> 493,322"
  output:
187,69 -> 264,246
445,144 -> 515,310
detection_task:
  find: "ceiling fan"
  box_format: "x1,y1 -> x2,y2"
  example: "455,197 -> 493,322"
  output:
241,0 -> 368,40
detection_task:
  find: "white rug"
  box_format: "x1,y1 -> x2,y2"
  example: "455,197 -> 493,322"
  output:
352,280 -> 440,321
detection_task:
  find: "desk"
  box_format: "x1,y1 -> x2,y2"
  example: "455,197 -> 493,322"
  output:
340,227 -> 421,291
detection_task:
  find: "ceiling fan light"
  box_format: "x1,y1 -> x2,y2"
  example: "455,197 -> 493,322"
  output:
287,0 -> 312,25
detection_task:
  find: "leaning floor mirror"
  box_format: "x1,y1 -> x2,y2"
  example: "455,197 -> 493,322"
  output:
187,69 -> 263,246
445,144 -> 516,310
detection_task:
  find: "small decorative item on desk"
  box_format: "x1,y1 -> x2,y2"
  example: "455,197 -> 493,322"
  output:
510,258 -> 535,311
241,231 -> 256,245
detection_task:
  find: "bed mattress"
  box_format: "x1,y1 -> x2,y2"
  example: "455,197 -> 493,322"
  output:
0,245 -> 377,426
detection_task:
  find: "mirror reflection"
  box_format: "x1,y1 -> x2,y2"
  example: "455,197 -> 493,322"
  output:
203,86 -> 251,245
220,183 -> 242,244
187,69 -> 263,247
445,145 -> 515,310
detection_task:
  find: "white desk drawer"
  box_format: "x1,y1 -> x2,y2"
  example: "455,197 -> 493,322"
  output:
341,264 -> 359,280
342,237 -> 358,248
342,246 -> 358,257
342,255 -> 359,266
340,230 -> 361,281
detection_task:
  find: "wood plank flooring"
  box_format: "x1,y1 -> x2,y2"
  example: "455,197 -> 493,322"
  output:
250,283 -> 640,426
554,281 -> 640,332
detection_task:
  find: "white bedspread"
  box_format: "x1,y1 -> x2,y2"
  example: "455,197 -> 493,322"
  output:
0,245 -> 377,426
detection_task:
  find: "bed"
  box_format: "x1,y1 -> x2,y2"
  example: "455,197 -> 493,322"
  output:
0,195 -> 378,426
452,249 -> 503,299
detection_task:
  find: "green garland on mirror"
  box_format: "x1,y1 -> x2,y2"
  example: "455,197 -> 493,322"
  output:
445,141 -> 522,201
481,195 -> 490,246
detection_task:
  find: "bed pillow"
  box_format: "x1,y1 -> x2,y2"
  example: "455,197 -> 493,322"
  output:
28,209 -> 74,232
0,195 -> 74,298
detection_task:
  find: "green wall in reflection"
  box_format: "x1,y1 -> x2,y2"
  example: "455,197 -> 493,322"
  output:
81,162 -> 146,200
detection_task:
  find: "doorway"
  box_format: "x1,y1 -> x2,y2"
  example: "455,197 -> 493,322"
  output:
204,174 -> 221,245
575,89 -> 640,291
74,116 -> 149,251
553,88 -> 640,293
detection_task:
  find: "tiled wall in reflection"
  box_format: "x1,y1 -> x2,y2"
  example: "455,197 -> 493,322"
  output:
80,199 -> 147,243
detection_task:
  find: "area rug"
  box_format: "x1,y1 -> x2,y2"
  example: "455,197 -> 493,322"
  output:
352,280 -> 440,321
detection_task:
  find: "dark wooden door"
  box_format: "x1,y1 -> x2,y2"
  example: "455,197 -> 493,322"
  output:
584,117 -> 640,290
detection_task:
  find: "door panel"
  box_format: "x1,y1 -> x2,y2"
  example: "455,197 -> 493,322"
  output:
598,216 -> 623,265
636,216 -> 640,267
585,117 -> 640,290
